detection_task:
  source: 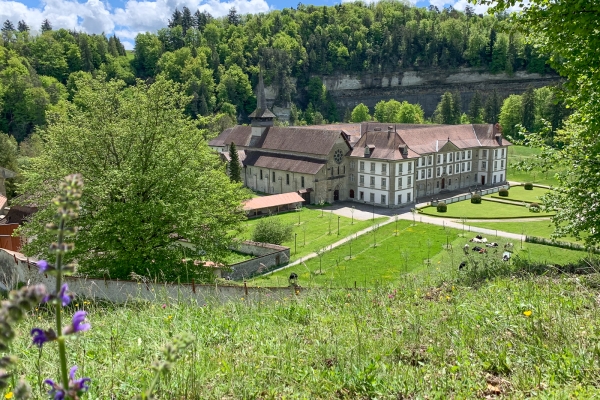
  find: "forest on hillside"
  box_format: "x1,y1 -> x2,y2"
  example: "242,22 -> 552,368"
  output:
0,0 -> 553,144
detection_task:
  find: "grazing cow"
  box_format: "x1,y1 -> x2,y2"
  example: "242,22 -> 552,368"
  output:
481,238 -> 488,243
470,238 -> 483,243
472,246 -> 483,252
463,244 -> 470,255
459,261 -> 467,270
502,252 -> 511,261
504,243 -> 514,251
486,242 -> 499,248
476,235 -> 483,240
479,248 -> 488,254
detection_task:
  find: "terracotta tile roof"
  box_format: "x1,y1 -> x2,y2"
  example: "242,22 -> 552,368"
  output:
244,151 -> 326,175
257,127 -> 345,155
221,150 -> 246,165
350,131 -> 419,160
209,126 -> 252,148
243,192 -> 305,211
296,123 -> 362,144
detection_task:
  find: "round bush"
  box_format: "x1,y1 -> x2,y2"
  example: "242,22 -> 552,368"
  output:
524,182 -> 534,190
471,194 -> 482,204
436,202 -> 447,212
529,202 -> 541,212
498,188 -> 509,197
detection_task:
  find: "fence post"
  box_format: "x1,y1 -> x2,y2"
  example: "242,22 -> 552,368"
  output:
244,280 -> 248,296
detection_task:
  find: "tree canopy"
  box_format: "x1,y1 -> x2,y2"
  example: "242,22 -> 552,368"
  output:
19,75 -> 248,282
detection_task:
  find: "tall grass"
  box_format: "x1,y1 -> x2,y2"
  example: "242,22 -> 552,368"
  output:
9,254 -> 600,399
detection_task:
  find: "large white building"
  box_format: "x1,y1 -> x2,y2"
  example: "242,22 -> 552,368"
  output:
210,77 -> 511,208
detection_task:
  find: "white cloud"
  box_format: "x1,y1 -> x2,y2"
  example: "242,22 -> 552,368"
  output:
0,0 -> 270,49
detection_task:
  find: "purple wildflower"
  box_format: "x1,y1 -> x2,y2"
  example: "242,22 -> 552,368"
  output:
69,366 -> 91,392
71,311 -> 90,333
44,379 -> 65,400
37,260 -> 49,273
31,328 -> 49,348
58,284 -> 71,306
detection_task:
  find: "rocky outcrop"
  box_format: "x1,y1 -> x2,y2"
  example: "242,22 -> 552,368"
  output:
265,68 -> 562,121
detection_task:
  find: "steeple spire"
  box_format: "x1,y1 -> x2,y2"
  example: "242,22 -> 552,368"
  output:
249,63 -> 275,137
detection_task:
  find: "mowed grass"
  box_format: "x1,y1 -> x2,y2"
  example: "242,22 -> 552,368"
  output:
238,208 -> 387,262
466,220 -> 584,244
11,253 -> 600,399
253,221 -> 588,288
489,185 -> 551,203
420,199 -> 555,219
507,145 -> 563,186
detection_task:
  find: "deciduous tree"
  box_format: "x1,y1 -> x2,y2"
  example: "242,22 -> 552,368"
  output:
19,76 -> 248,281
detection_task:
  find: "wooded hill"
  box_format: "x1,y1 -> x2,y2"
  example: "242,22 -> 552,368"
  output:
0,0 -> 552,142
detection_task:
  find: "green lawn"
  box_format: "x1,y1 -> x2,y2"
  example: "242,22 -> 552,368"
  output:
507,145 -> 563,186
489,185 -> 551,203
253,220 -> 588,288
238,208 -> 386,262
466,220 -> 583,244
420,199 -> 555,219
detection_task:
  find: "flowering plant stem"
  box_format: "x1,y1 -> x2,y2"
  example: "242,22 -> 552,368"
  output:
55,215 -> 69,390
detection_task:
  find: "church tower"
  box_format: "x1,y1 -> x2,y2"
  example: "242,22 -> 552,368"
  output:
249,69 -> 275,138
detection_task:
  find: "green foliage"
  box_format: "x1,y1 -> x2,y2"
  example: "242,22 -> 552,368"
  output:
498,188 -> 509,197
0,131 -> 18,197
484,89 -> 501,124
19,76 -> 248,282
228,142 -> 241,182
499,94 -> 523,138
436,202 -> 447,212
529,202 -> 541,212
433,92 -> 461,125
468,91 -> 484,123
524,182 -> 533,190
374,99 -> 424,124
252,217 -> 293,245
471,194 -> 482,204
521,86 -> 535,132
350,103 -> 371,123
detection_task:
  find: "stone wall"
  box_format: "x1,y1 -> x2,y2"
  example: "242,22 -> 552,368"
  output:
0,249 -> 297,305
229,241 -> 290,280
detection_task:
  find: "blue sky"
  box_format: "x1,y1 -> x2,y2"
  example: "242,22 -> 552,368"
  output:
0,0 -> 487,49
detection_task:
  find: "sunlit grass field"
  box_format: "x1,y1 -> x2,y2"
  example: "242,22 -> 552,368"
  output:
11,249 -> 600,399
420,199 -> 555,219
507,145 -> 563,186
237,208 -> 387,262
489,185 -> 551,203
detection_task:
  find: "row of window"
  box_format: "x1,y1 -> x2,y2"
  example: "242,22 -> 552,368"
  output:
480,160 -> 506,170
436,162 -> 472,177
356,175 -> 413,189
359,192 -> 412,205
435,150 -> 473,165
357,161 -> 414,174
256,169 -> 306,188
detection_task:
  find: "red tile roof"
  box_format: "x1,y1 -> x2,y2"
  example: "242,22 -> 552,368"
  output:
244,151 -> 326,174
243,192 -> 305,211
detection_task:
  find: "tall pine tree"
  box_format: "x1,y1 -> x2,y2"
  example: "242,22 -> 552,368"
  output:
228,142 -> 242,182
468,91 -> 484,123
484,90 -> 501,124
41,19 -> 52,32
521,86 -> 536,132
17,20 -> 29,32
181,7 -> 193,34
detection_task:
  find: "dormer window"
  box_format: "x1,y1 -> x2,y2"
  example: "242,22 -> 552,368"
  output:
364,146 -> 370,157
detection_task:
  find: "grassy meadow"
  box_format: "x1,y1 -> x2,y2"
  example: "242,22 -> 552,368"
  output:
237,208 -> 387,262
507,145 -> 563,186
11,253 -> 600,399
466,220 -> 585,244
253,220 -> 588,288
420,199 -> 555,219
489,185 -> 551,203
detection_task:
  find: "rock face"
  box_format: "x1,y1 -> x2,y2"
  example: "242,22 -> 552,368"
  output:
266,68 -> 562,121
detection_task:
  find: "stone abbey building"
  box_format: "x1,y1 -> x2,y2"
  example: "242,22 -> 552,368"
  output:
209,74 -> 511,208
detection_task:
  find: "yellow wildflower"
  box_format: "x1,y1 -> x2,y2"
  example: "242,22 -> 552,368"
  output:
5,392 -> 13,399
523,310 -> 532,317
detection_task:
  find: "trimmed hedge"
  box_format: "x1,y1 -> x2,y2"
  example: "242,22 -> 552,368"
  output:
524,182 -> 533,190
526,235 -> 600,254
471,194 -> 482,204
498,188 -> 509,197
437,202 -> 447,212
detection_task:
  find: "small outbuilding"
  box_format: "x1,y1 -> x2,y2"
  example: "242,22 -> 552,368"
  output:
243,192 -> 305,217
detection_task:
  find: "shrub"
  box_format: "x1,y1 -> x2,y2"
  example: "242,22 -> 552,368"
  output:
252,218 -> 293,245
529,202 -> 541,212
524,182 -> 533,190
436,202 -> 447,212
471,194 -> 482,204
498,188 -> 509,197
